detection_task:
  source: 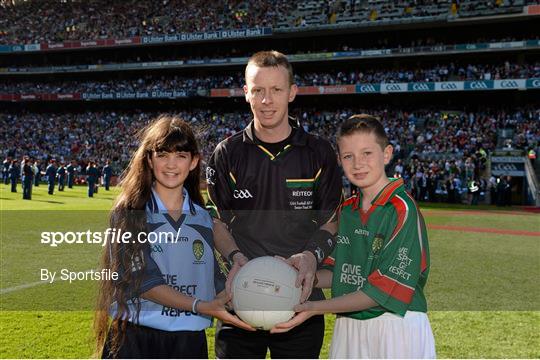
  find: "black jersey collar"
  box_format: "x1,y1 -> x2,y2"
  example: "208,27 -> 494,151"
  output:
243,116 -> 308,147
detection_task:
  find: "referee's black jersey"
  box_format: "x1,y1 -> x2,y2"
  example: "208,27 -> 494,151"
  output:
206,118 -> 342,260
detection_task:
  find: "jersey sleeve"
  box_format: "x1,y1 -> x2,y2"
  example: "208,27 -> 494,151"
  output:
320,200 -> 348,271
137,245 -> 167,294
109,211 -> 166,298
362,199 -> 428,316
313,140 -> 343,226
205,141 -> 235,225
113,244 -> 166,299
321,246 -> 337,272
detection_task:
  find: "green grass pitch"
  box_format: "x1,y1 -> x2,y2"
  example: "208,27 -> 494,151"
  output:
1,183 -> 538,358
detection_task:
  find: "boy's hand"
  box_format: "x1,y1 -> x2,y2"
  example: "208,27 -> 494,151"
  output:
284,251 -> 317,303
269,301 -> 319,334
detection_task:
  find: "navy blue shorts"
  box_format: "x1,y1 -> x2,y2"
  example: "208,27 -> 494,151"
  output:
215,314 -> 324,358
102,322 -> 207,359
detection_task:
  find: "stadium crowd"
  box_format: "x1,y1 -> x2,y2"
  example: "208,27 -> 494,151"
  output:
295,61 -> 539,85
1,0 -> 292,45
2,108 -> 538,203
1,61 -> 538,94
1,0 -> 532,45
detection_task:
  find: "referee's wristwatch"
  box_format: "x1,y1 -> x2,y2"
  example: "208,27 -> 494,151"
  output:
227,249 -> 243,265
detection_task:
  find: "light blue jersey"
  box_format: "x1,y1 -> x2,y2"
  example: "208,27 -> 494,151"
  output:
114,187 -> 216,331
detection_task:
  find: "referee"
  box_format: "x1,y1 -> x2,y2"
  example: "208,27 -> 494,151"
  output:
207,51 -> 342,358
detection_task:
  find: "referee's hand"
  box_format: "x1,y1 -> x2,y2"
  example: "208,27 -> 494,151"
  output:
284,251 -> 317,303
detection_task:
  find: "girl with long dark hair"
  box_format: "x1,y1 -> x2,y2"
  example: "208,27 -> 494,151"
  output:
94,115 -> 252,358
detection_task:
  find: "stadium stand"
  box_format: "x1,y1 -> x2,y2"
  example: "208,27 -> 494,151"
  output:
0,0 -> 293,44
1,0 -> 539,204
1,0 -> 536,45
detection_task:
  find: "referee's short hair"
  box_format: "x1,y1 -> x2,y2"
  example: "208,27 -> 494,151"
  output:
246,50 -> 294,86
338,114 -> 389,150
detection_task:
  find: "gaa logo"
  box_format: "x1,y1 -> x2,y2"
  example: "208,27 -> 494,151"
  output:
500,80 -> 518,88
233,189 -> 253,199
493,163 -> 518,172
336,235 -> 350,245
192,240 -> 204,261
441,82 -> 458,90
470,81 -> 488,89
359,84 -> 376,92
385,84 -> 402,91
412,83 -> 430,91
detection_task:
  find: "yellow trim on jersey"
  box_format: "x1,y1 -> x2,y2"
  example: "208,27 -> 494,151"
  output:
257,145 -> 275,160
285,168 -> 323,183
228,172 -> 237,184
257,144 -> 293,161
314,168 -> 323,182
286,178 -> 314,183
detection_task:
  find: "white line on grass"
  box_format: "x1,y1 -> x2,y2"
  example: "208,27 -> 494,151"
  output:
1,268 -> 95,295
0,280 -> 49,295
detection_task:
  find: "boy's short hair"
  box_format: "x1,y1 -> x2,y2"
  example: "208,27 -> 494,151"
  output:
245,50 -> 294,86
338,114 -> 389,149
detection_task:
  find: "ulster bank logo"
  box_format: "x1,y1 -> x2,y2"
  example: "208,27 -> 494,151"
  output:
192,240 -> 204,261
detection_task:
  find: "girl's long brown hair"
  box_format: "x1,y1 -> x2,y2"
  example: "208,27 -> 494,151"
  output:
94,115 -> 204,358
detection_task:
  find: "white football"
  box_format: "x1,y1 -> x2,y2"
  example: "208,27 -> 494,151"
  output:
232,256 -> 301,330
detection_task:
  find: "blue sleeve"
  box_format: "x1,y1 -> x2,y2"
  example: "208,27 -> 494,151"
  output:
115,244 -> 166,298
137,245 -> 167,294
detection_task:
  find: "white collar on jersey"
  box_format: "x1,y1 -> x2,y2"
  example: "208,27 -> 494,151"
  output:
151,186 -> 191,214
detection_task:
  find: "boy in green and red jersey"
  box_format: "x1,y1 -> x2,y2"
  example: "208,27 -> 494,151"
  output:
271,114 -> 435,358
